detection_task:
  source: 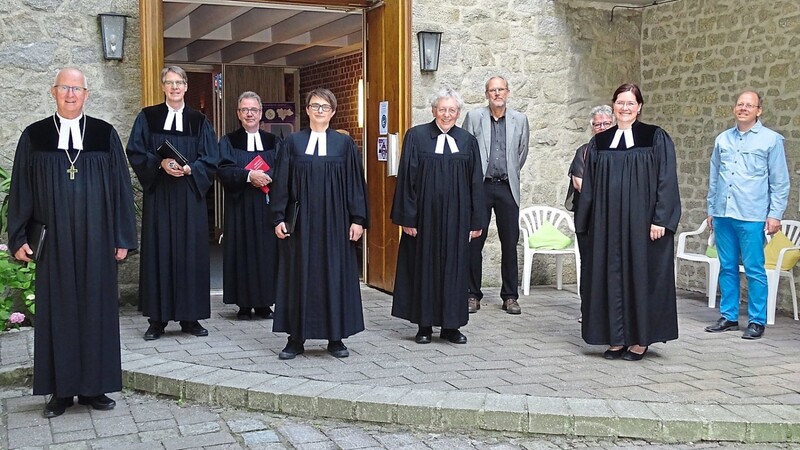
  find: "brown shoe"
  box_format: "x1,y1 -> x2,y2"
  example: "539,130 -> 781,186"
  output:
468,297 -> 480,314
502,299 -> 521,315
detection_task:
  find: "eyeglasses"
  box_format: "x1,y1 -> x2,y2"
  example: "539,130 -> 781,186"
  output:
736,103 -> 759,110
436,107 -> 459,115
614,101 -> 638,109
486,88 -> 508,94
308,103 -> 333,112
162,80 -> 187,87
54,85 -> 88,94
592,121 -> 613,128
238,108 -> 262,115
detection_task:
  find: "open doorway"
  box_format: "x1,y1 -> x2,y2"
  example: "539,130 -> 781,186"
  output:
142,0 -> 410,293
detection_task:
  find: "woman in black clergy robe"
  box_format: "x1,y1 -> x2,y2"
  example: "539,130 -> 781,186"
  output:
271,88 -> 369,360
218,91 -> 280,320
127,66 -> 219,340
391,87 -> 485,345
575,83 -> 681,361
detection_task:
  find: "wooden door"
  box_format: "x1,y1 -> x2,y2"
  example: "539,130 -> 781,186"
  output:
364,0 -> 411,292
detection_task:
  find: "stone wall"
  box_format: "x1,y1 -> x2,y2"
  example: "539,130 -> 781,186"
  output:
0,0 -> 142,294
411,0 -> 642,288
641,0 -> 800,311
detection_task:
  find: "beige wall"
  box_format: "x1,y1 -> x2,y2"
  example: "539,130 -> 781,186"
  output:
411,0 -> 642,287
642,0 -> 800,307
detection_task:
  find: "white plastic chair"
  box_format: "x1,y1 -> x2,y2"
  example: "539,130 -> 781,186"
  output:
675,220 -> 720,308
519,206 -> 580,296
738,220 -> 800,325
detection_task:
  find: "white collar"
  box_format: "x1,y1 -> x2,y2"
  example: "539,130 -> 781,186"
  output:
55,112 -> 84,150
305,130 -> 327,156
610,128 -> 634,149
434,133 -> 459,154
164,103 -> 185,132
246,130 -> 263,151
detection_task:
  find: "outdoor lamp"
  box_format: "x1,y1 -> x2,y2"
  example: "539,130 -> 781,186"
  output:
98,12 -> 128,60
417,31 -> 442,72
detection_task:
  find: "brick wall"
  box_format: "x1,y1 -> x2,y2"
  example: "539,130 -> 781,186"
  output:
299,52 -> 363,150
641,1 -> 800,305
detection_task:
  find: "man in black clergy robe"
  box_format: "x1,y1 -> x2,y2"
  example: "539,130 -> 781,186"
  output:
391,87 -> 485,345
8,68 -> 137,418
218,91 -> 279,320
271,88 -> 369,360
127,66 -> 219,340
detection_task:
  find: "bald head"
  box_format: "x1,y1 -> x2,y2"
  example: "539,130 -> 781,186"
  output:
51,67 -> 89,119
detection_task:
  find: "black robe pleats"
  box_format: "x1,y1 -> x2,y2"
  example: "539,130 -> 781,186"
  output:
391,121 -> 485,329
575,121 -> 681,346
8,115 -> 137,396
217,128 -> 279,309
126,104 -> 219,322
270,129 -> 369,340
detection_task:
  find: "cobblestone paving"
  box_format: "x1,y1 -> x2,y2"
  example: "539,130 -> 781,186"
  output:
1,387 -> 793,450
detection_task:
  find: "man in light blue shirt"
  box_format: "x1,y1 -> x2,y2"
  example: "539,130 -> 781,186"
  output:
705,91 -> 790,340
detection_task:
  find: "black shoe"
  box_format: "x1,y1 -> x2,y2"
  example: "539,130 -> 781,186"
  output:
279,338 -> 305,359
43,396 -> 74,418
180,321 -> 209,337
237,307 -> 253,320
440,328 -> 467,344
705,317 -> 739,333
741,322 -> 765,340
415,326 -> 432,344
622,347 -> 648,361
78,394 -> 116,411
327,340 -> 349,358
602,346 -> 628,360
254,307 -> 273,319
143,323 -> 165,340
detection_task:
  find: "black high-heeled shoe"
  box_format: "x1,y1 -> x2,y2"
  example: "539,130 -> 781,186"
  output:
602,346 -> 628,360
622,346 -> 648,361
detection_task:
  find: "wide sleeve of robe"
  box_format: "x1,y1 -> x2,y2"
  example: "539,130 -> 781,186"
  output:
217,135 -> 249,197
651,128 -> 681,233
109,128 -> 138,249
188,119 -> 219,197
345,137 -> 369,227
574,138 -> 597,234
390,129 -> 420,227
270,137 -> 294,226
7,130 -> 34,254
126,112 -> 161,191
466,135 -> 486,231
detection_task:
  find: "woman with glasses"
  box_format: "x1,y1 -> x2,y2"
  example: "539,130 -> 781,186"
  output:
567,105 -> 614,323
575,83 -> 681,361
218,91 -> 280,320
270,88 -> 369,360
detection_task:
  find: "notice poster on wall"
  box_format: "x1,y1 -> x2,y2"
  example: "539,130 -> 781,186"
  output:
377,136 -> 388,161
261,102 -> 296,140
378,101 -> 389,135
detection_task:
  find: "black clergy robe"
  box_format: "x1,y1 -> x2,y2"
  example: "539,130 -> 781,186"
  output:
126,104 -> 219,322
7,115 -> 137,397
391,121 -> 485,329
575,121 -> 681,347
270,129 -> 369,340
218,128 -> 279,309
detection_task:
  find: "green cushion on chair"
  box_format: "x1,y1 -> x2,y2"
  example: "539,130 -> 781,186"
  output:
764,230 -> 800,270
528,221 -> 572,250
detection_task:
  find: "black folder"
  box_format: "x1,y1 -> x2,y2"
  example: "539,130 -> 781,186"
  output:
156,140 -> 189,166
285,201 -> 299,235
25,220 -> 47,261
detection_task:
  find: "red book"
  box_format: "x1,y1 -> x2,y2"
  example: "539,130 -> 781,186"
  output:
245,154 -> 270,194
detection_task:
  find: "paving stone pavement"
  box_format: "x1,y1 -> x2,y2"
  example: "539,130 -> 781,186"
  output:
3,285 -> 800,444
1,386 -> 795,449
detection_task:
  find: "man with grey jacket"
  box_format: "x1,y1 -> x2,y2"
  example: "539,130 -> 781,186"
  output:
463,76 -> 530,314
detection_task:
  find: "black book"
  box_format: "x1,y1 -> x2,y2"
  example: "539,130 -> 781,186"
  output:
156,140 -> 189,166
25,220 -> 47,261
285,201 -> 299,235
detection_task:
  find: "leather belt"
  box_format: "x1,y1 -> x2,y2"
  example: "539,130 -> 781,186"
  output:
485,176 -> 508,183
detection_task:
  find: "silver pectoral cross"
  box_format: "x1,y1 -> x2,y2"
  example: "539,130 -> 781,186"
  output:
67,164 -> 78,180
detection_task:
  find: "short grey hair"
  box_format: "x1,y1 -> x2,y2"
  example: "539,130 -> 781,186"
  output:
161,65 -> 188,84
484,76 -> 509,92
589,104 -> 614,128
238,91 -> 262,106
53,67 -> 88,89
429,87 -> 464,110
